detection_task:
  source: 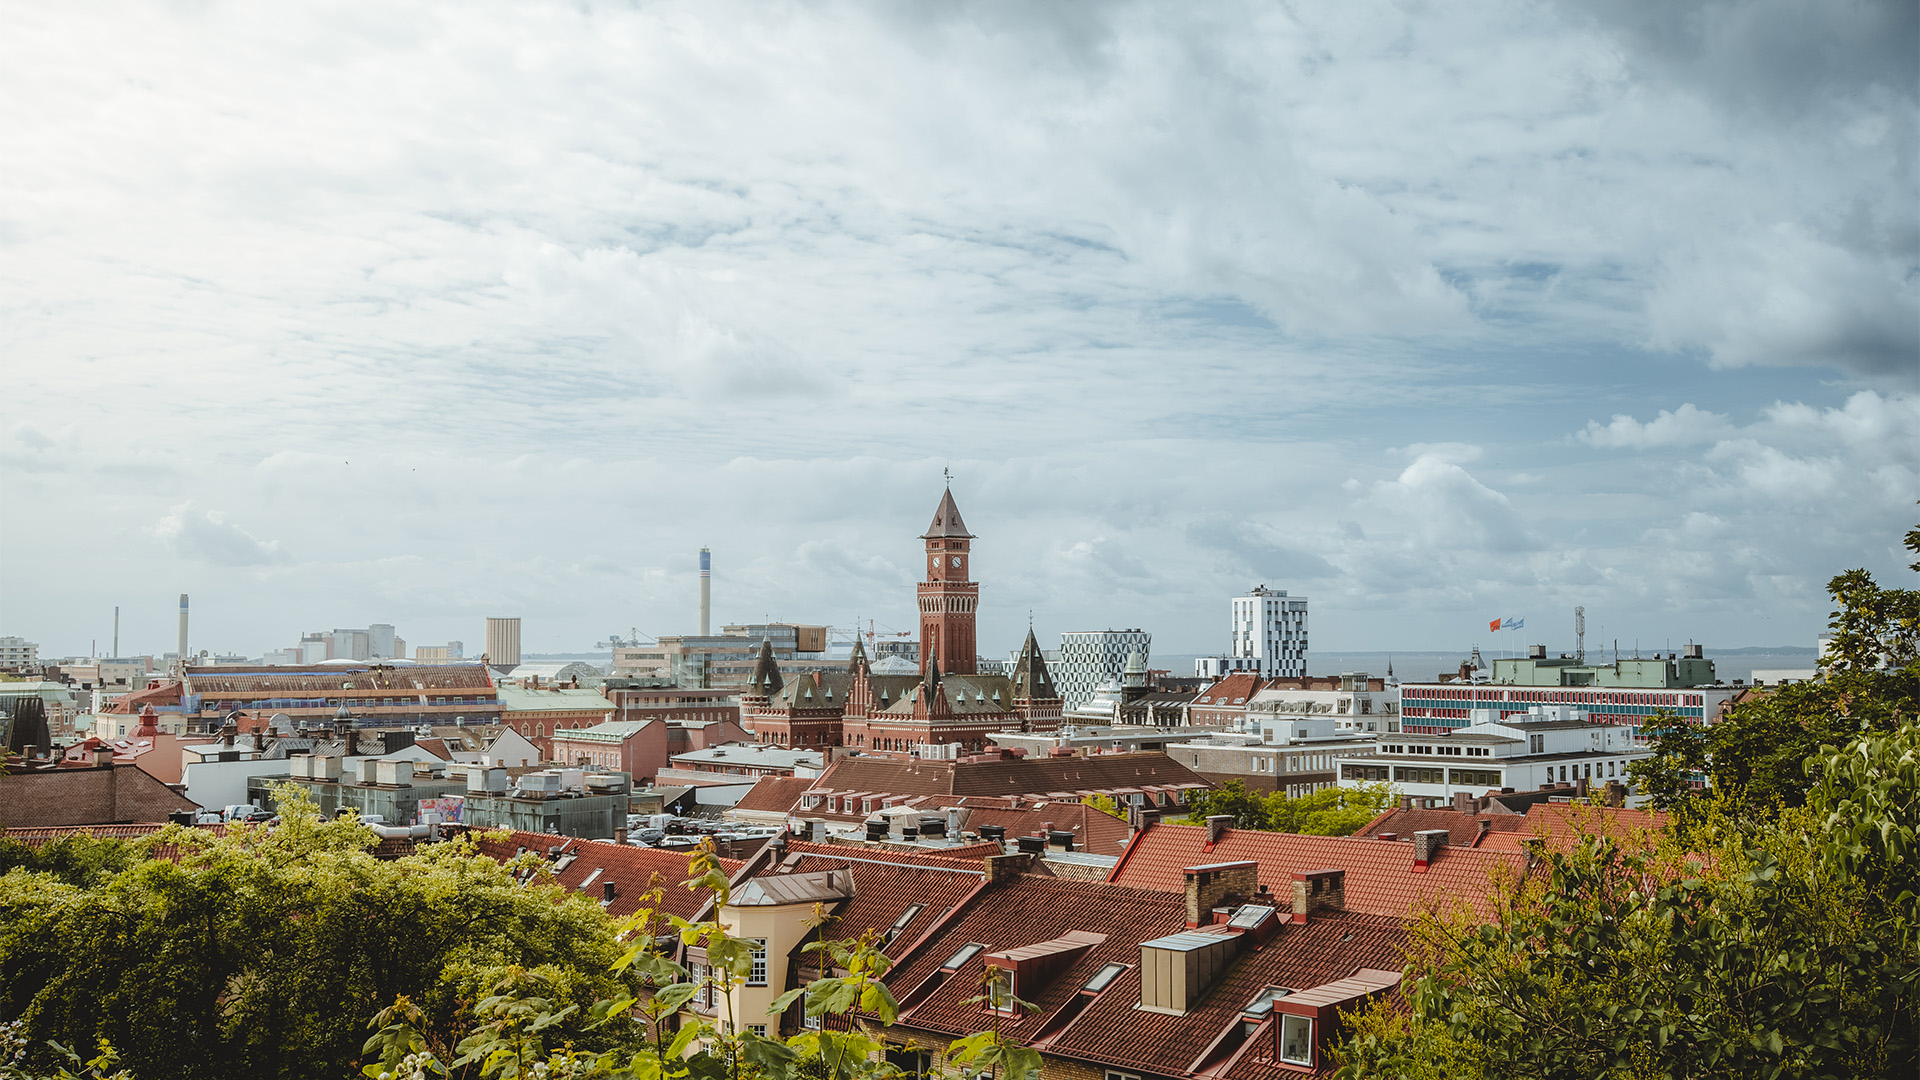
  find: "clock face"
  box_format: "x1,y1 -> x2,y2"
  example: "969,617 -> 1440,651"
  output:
951,556 -> 962,567
931,556 -> 940,570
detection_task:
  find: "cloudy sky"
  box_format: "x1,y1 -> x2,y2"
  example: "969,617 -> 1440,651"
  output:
2,0 -> 1914,663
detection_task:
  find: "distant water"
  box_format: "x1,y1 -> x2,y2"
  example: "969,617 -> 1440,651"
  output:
1157,649 -> 1819,684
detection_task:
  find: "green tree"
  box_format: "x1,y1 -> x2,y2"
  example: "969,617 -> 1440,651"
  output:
1333,725 -> 1920,1080
1631,518 -> 1920,816
0,787 -> 641,1080
1184,779 -> 1397,836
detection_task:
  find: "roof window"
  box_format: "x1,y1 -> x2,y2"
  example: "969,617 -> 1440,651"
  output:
942,943 -> 986,970
1081,962 -> 1127,994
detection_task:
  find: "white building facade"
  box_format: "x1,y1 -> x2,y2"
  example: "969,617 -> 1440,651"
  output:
1234,586 -> 1308,678
1055,629 -> 1151,710
1334,706 -> 1652,807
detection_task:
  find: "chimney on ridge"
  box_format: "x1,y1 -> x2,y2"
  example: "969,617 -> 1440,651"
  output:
1412,829 -> 1449,870
1289,868 -> 1345,923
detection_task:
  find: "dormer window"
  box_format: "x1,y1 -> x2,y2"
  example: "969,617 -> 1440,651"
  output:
1278,1014 -> 1314,1065
986,967 -> 1016,1013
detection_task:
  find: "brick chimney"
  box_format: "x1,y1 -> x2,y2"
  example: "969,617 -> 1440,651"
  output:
1412,828 -> 1449,871
1452,791 -> 1474,813
1183,860 -> 1258,927
1604,780 -> 1626,808
1205,815 -> 1233,843
986,852 -> 1033,883
92,746 -> 114,769
1290,868 -> 1345,923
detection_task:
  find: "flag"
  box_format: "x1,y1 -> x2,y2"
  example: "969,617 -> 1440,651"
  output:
1508,617 -> 1524,630
1489,618 -> 1502,632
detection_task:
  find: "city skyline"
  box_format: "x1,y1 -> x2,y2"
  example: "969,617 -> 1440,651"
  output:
2,3 -> 1914,659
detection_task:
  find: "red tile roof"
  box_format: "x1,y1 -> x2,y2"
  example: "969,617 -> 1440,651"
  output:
1107,822 -> 1532,921
880,873 -> 1406,1079
732,776 -> 817,815
763,841 -> 988,961
812,752 -> 1211,800
1477,803 -> 1669,853
469,830 -> 743,922
1194,672 -> 1265,707
1350,807 -> 1508,846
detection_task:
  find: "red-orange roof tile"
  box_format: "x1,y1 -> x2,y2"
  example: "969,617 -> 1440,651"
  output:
1107,822 -> 1532,921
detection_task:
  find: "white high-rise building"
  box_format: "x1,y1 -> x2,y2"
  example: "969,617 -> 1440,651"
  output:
1231,586 -> 1308,678
1055,629 -> 1151,710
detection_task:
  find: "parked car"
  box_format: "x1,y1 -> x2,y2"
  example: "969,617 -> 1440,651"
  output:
657,836 -> 702,849
222,804 -> 272,823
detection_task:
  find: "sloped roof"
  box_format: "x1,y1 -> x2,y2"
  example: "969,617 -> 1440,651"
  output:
469,829 -> 742,922
186,664 -> 494,696
747,639 -> 784,697
769,670 -> 849,711
1194,673 -> 1266,707
766,842 -> 986,960
961,802 -> 1135,856
921,487 -> 973,539
730,776 -> 817,815
882,874 -> 1405,1079
1107,822 -> 1532,921
878,672 -> 1017,717
1010,629 -> 1059,702
1477,803 -> 1669,853
813,752 -> 1211,800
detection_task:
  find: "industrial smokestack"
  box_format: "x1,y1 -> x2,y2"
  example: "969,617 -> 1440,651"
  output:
699,547 -> 711,636
177,594 -> 189,676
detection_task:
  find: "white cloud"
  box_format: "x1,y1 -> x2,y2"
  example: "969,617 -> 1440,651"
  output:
1579,404 -> 1734,448
147,502 -> 291,567
0,1 -> 1911,658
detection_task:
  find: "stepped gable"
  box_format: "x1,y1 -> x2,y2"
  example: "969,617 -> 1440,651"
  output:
469,830 -> 743,921
882,873 -> 1405,1079
1106,822 -> 1533,922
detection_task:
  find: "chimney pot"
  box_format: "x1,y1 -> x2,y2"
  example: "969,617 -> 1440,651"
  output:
1205,815 -> 1233,843
602,880 -> 616,903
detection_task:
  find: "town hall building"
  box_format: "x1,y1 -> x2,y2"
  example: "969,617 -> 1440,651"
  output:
742,487 -> 1064,752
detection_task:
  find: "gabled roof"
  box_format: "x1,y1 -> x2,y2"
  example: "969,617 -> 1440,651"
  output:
1107,822 -> 1532,921
881,874 -> 1405,1079
921,487 -> 973,539
878,672 -> 1015,717
768,670 -> 848,711
1194,673 -> 1266,707
1477,803 -> 1669,853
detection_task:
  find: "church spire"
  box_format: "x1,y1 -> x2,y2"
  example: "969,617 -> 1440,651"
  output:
1010,626 -> 1057,702
847,633 -> 870,676
921,486 -> 974,539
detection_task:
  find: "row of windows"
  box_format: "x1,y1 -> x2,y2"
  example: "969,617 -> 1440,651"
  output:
1408,689 -> 1706,708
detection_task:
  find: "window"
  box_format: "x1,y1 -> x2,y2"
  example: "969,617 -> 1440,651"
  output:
1342,763 -> 1389,782
986,966 -> 1016,1012
942,943 -> 986,970
1449,768 -> 1501,788
747,1024 -> 767,1037
1279,1014 -> 1315,1066
1105,1072 -> 1143,1080
1081,962 -> 1128,993
748,940 -> 768,986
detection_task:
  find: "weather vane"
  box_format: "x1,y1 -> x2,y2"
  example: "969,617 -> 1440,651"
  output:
943,464 -> 952,484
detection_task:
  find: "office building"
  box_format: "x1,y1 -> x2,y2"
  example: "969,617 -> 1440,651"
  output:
1399,643 -> 1739,738
1055,629 -> 1151,710
1336,705 -> 1651,806
1193,586 -> 1309,679
485,617 -> 522,670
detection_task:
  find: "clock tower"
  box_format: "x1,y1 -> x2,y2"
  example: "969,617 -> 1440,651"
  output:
918,485 -> 979,676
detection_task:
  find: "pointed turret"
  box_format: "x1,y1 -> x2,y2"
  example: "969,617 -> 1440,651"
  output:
924,646 -> 941,693
846,635 -> 869,676
1010,627 -> 1057,702
748,638 -> 784,697
921,487 -> 974,539
1122,646 -> 1148,686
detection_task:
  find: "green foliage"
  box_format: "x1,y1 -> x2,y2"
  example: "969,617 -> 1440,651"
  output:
0,833 -> 144,887
1333,725 -> 1920,1080
1184,778 -> 1398,835
1080,793 -> 1127,821
0,787 -> 640,1080
1632,519 -> 1920,817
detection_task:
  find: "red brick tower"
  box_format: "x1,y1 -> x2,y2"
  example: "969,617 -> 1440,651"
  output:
918,486 -> 978,676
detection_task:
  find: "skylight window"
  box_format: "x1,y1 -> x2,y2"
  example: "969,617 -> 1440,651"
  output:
891,904 -> 925,933
1241,986 -> 1289,1018
942,943 -> 986,970
1080,962 -> 1127,994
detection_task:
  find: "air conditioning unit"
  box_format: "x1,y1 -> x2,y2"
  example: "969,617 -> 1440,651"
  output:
375,760 -> 410,786
519,771 -> 564,795
288,755 -> 312,779
312,755 -> 343,781
467,767 -> 508,794
558,768 -> 585,791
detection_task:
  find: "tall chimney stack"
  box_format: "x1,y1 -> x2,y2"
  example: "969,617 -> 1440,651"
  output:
177,594 -> 189,676
699,548 -> 711,636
